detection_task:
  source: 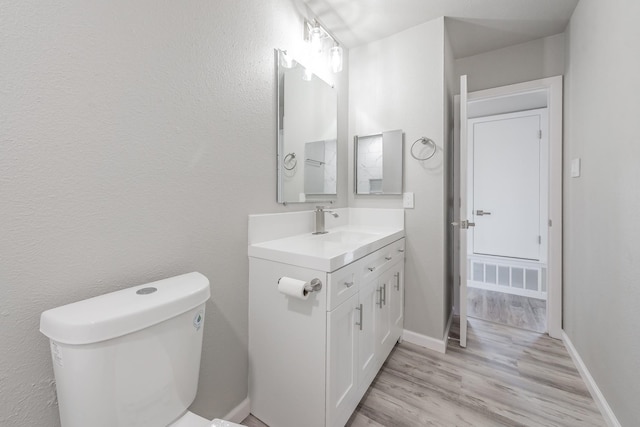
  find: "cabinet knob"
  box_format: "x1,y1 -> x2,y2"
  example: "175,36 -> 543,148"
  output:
385,256 -> 392,261
397,248 -> 405,253
367,266 -> 376,272
344,281 -> 354,288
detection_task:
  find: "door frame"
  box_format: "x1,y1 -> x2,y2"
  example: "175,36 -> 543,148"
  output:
454,76 -> 563,339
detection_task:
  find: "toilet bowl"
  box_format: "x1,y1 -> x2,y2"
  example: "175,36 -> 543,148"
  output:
40,272 -> 246,427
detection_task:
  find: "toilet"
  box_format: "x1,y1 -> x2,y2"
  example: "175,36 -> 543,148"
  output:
40,272 -> 245,427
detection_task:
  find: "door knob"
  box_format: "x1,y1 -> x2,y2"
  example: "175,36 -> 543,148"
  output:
476,210 -> 492,216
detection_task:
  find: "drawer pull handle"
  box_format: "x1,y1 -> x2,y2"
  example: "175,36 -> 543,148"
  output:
385,256 -> 392,261
344,281 -> 354,288
382,283 -> 387,305
377,287 -> 383,308
397,248 -> 405,253
367,266 -> 376,272
394,272 -> 400,290
355,304 -> 363,330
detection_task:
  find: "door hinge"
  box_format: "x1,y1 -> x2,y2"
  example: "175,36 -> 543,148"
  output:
538,130 -> 542,139
538,235 -> 542,244
549,219 -> 552,227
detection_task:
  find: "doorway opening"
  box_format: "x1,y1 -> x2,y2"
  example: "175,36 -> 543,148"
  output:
467,107 -> 549,333
453,76 -> 563,347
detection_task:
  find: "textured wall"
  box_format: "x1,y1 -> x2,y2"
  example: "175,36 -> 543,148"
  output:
455,33 -> 565,93
563,0 -> 640,425
348,18 -> 447,339
0,0 -> 348,425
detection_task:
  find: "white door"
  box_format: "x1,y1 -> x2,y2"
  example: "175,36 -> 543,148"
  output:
458,75 -> 469,348
471,112 -> 543,260
326,294 -> 359,427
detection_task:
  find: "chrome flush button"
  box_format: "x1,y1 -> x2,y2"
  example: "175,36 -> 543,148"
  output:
136,287 -> 157,295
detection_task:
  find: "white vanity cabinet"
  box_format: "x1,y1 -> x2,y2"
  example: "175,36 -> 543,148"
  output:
249,237 -> 405,427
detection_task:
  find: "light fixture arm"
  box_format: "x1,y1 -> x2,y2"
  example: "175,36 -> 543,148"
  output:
304,19 -> 340,48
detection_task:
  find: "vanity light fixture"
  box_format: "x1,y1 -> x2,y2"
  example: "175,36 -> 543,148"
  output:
304,19 -> 343,74
309,24 -> 324,54
330,44 -> 343,73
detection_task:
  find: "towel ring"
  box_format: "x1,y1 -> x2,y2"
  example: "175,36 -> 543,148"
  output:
410,137 -> 437,161
283,152 -> 297,170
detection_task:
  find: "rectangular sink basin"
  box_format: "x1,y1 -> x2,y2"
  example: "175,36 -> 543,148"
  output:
248,226 -> 404,272
313,230 -> 380,244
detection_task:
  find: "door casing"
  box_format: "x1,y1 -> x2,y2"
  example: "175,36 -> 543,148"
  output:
453,76 -> 563,340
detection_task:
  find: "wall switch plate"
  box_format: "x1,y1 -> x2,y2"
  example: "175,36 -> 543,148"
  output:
403,192 -> 414,209
571,158 -> 581,178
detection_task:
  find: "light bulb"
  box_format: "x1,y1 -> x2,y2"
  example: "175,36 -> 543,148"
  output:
309,26 -> 323,54
330,45 -> 343,73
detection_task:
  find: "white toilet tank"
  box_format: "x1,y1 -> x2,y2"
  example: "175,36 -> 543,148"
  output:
40,272 -> 211,427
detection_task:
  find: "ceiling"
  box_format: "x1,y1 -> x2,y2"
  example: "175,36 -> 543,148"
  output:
302,0 -> 580,58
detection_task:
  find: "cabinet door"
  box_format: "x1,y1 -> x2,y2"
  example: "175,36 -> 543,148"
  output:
326,294 -> 359,427
358,277 -> 379,389
375,270 -> 392,360
390,262 -> 404,343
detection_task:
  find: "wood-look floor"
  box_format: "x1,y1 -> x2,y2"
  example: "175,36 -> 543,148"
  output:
243,318 -> 605,427
467,287 -> 547,333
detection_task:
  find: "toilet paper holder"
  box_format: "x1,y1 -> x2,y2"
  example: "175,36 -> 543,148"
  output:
304,278 -> 323,294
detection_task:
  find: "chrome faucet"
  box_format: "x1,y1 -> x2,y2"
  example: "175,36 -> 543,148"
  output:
313,206 -> 339,234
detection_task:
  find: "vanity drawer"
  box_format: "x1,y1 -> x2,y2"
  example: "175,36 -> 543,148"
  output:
327,262 -> 359,311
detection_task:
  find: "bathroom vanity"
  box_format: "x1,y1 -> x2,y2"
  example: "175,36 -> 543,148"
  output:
248,209 -> 405,427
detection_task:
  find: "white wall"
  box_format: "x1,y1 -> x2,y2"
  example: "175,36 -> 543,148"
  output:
455,33 -> 565,93
564,0 -> 640,425
349,18 -> 447,339
0,1 -> 348,425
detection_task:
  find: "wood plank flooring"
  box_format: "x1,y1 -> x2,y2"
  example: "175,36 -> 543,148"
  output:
467,287 -> 547,333
243,317 -> 605,426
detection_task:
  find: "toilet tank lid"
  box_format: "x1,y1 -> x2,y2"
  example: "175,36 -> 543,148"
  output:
40,272 -> 210,345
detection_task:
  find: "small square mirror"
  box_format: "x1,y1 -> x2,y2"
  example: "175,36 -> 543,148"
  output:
355,129 -> 403,195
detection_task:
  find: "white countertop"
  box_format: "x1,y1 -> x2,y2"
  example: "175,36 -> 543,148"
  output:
248,225 -> 405,272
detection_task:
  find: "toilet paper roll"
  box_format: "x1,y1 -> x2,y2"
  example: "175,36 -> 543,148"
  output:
277,277 -> 310,300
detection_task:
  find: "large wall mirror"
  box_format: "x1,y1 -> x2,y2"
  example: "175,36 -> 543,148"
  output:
276,49 -> 338,204
355,129 -> 403,195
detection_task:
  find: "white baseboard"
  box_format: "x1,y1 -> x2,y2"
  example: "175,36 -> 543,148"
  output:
562,331 -> 621,427
223,397 -> 251,424
403,312 -> 453,354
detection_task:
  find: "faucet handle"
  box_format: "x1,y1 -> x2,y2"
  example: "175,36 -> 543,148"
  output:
315,205 -> 325,211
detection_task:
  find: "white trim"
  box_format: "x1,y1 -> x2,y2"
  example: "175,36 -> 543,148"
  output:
223,397 -> 251,424
403,312 -> 453,354
457,76 -> 563,339
562,332 -> 621,427
403,330 -> 447,354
